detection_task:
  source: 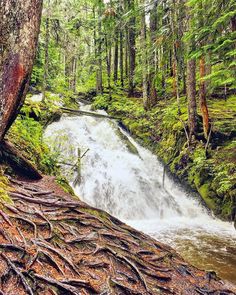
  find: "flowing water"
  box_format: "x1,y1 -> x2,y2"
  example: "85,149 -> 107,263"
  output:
44,104 -> 236,285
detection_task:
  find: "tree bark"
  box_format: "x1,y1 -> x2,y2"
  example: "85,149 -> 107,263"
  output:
96,0 -> 103,95
120,30 -> 124,88
42,17 -> 50,102
127,0 -> 136,97
199,56 -> 210,139
148,1 -> 158,106
0,0 -> 43,141
113,29 -> 119,84
187,58 -> 197,142
140,1 -> 148,109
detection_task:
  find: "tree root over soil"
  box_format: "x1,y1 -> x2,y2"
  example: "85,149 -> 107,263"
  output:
0,176 -> 234,294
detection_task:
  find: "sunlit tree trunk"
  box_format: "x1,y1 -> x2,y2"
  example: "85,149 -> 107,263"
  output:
198,0 -> 210,139
0,0 -> 43,141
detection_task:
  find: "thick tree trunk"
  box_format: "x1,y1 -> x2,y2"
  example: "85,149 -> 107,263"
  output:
199,56 -> 210,139
0,0 -> 43,141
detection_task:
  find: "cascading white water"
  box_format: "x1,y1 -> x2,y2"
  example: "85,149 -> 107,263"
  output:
44,104 -> 236,284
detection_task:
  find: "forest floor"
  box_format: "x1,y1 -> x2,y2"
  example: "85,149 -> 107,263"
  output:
0,174 -> 235,294
91,92 -> 236,222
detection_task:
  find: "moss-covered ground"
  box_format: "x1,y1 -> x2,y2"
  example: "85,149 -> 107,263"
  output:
92,92 -> 236,221
4,93 -> 75,196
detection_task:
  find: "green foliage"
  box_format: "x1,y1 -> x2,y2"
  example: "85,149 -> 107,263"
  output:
0,170 -> 13,205
8,116 -> 58,175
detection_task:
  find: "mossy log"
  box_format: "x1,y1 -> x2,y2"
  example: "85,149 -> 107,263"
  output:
0,140 -> 42,180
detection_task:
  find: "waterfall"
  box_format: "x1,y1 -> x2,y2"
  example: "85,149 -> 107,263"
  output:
44,103 -> 236,284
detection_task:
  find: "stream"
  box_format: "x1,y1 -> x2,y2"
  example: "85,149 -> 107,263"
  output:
44,104 -> 236,285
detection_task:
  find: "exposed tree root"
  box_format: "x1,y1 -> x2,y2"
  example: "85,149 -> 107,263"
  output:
0,176 -> 234,294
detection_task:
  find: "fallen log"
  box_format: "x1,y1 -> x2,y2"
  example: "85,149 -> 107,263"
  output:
60,107 -> 119,120
0,140 -> 42,180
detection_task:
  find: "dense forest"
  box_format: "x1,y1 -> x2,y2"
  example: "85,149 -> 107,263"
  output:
0,0 -> 236,293
30,0 -> 236,220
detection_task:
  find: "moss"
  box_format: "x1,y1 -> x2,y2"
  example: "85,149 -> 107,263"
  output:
115,128 -> 139,155
0,170 -> 13,205
80,207 -> 110,222
198,183 -> 218,211
56,176 -> 76,197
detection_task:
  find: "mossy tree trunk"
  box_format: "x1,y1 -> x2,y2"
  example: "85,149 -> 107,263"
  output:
0,0 -> 43,141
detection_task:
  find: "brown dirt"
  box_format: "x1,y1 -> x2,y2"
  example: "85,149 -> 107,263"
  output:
0,176 -> 235,294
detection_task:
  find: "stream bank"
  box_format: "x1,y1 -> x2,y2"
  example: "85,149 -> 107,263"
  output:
91,93 -> 236,223
44,102 -> 236,285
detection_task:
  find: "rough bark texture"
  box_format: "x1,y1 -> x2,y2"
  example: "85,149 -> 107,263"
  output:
0,0 -> 43,141
199,56 -> 210,139
127,0 -> 136,97
187,58 -> 197,141
113,29 -> 119,84
0,176 -> 234,295
141,1 -> 148,109
96,0 -> 103,95
42,17 -> 50,101
149,1 -> 158,106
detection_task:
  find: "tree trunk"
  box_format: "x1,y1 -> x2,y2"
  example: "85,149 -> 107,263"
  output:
105,36 -> 112,99
113,29 -> 119,84
127,0 -> 136,97
140,1 -> 148,109
148,1 -> 158,106
199,56 -> 210,139
187,58 -> 197,142
96,0 -> 103,95
42,17 -> 50,102
0,0 -> 43,141
120,30 -> 124,88
170,0 -> 181,115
